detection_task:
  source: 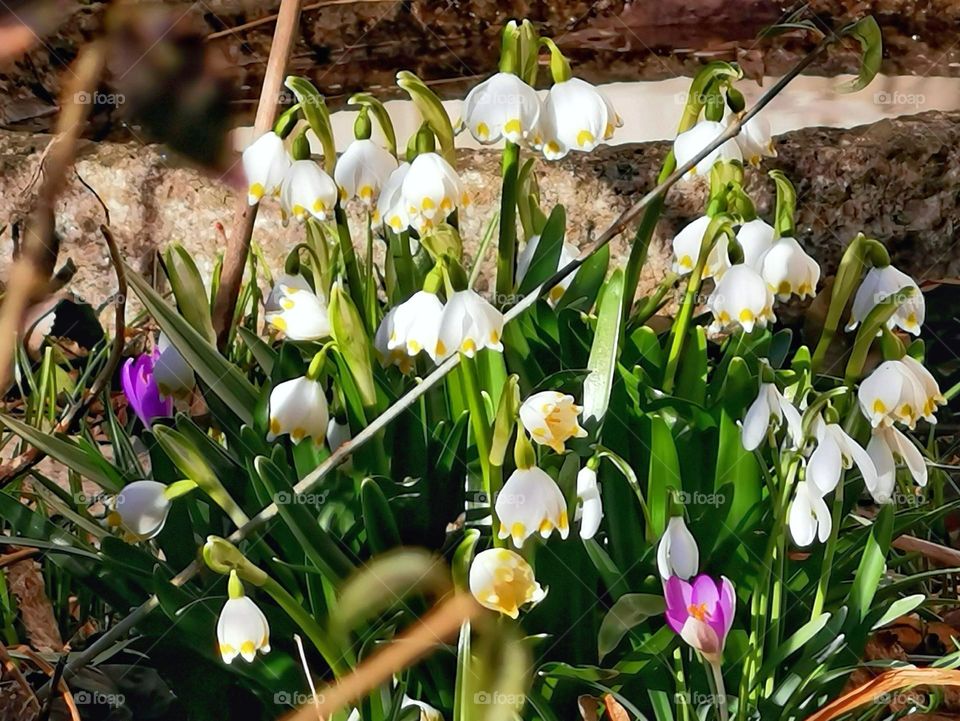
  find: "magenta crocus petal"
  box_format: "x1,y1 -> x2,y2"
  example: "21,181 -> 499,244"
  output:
121,353 -> 172,427
663,576 -> 692,633
690,574 -> 721,610
719,576 -> 736,637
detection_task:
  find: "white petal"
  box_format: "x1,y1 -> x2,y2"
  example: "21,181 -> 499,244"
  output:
741,384 -> 774,452
866,430 -> 896,503
736,219 -> 776,269
539,78 -> 611,160
674,120 -> 742,178
575,467 -> 602,540
113,480 -> 171,539
807,433 -> 843,495
657,516 -> 699,580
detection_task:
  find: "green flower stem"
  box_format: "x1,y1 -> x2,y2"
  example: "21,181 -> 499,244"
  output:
261,576 -> 351,677
468,211 -> 500,289
709,660 -> 729,721
495,141 -> 521,303
673,647 -> 692,721
335,206 -> 366,318
459,355 -> 494,510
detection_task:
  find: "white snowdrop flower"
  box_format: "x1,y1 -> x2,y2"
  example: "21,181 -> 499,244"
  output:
401,153 -> 469,234
279,159 -> 339,224
656,516 -> 700,580
264,281 -> 331,341
734,115 -> 776,166
374,307 -> 413,372
537,77 -> 621,160
899,355 -> 946,423
867,424 -> 928,503
858,360 -> 928,429
217,574 -> 271,664
267,376 -> 329,445
807,416 -> 878,496
469,548 -> 545,619
575,466 -> 602,540
848,264 -> 924,335
401,696 -> 443,721
242,131 -> 290,205
707,265 -> 775,335
671,216 -> 731,279
788,480 -> 832,547
335,138 -> 398,207
464,71 -> 542,144
154,332 -> 195,400
673,120 -> 742,178
327,417 -> 351,451
736,219 -> 776,269
109,480 -> 172,541
377,162 -> 411,231
388,290 -> 445,362
741,382 -> 803,452
435,290 -> 504,360
496,466 -> 570,548
519,391 -> 587,454
516,237 -> 581,305
757,236 -> 821,301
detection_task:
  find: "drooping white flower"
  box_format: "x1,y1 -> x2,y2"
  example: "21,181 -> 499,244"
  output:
469,548 -> 545,618
401,696 -> 444,721
734,115 -> 776,166
435,290 -> 504,360
109,480 -> 172,541
707,265 -> 775,335
374,307 -> 413,372
327,417 -> 351,451
400,153 -> 469,234
866,424 -> 928,503
788,480 -> 831,547
858,360 -> 928,429
388,290 -> 445,362
757,236 -> 821,301
217,575 -> 271,664
741,382 -> 803,452
279,159 -> 339,224
267,376 -> 329,445
848,265 -> 924,335
335,138 -> 398,207
736,219 -> 776,269
264,280 -> 331,341
519,391 -> 587,454
377,162 -> 411,232
806,416 -> 878,496
671,215 -> 731,279
899,355 -> 946,424
464,72 -> 542,145
575,466 -> 602,540
242,131 -> 290,205
154,332 -> 195,400
673,120 -> 742,178
657,516 -> 700,580
496,466 -> 570,547
516,237 -> 582,305
537,77 -> 621,160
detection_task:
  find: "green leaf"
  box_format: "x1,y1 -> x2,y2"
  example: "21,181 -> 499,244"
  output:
674,325 -> 707,405
647,414 -> 681,538
124,264 -> 259,424
361,478 -> 402,552
237,326 -> 276,374
517,205 -> 565,295
538,662 -> 618,682
163,245 -> 215,343
582,268 -> 624,427
756,612 -> 832,682
556,244 -> 609,313
598,593 -> 665,660
871,593 -> 925,630
0,414 -> 124,492
837,16 -> 882,93
848,503 -> 893,622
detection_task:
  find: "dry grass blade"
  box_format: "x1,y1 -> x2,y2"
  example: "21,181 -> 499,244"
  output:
804,668 -> 960,721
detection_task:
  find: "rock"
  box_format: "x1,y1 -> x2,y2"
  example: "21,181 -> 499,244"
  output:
2,111 -> 959,326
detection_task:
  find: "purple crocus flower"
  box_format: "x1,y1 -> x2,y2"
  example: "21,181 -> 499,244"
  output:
664,574 -> 735,664
121,352 -> 173,427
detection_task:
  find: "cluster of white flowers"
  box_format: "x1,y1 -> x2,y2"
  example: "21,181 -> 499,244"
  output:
463,72 -> 621,160
376,152 -> 470,235
673,115 -> 775,177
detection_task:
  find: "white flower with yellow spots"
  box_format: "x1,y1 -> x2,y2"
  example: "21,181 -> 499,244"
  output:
374,307 -> 413,373
400,153 -> 469,235
464,72 -> 541,145
537,77 -> 620,160
741,382 -> 803,452
264,278 -> 331,341
496,466 -> 570,547
757,236 -> 820,301
673,120 -> 742,178
671,216 -> 731,279
707,265 -> 775,335
736,219 -> 776,268
900,355 -> 946,423
267,376 -> 329,445
154,332 -> 195,400
335,138 -> 398,209
469,548 -> 545,618
734,115 -> 776,166
435,290 -> 504,360
377,162 -> 411,232
519,391 -> 587,454
280,159 -> 339,224
858,359 -> 930,429
866,424 -> 928,502
242,131 -> 290,205
108,480 -> 172,541
848,264 -> 924,335
218,572 -> 271,664
388,290 -> 445,361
